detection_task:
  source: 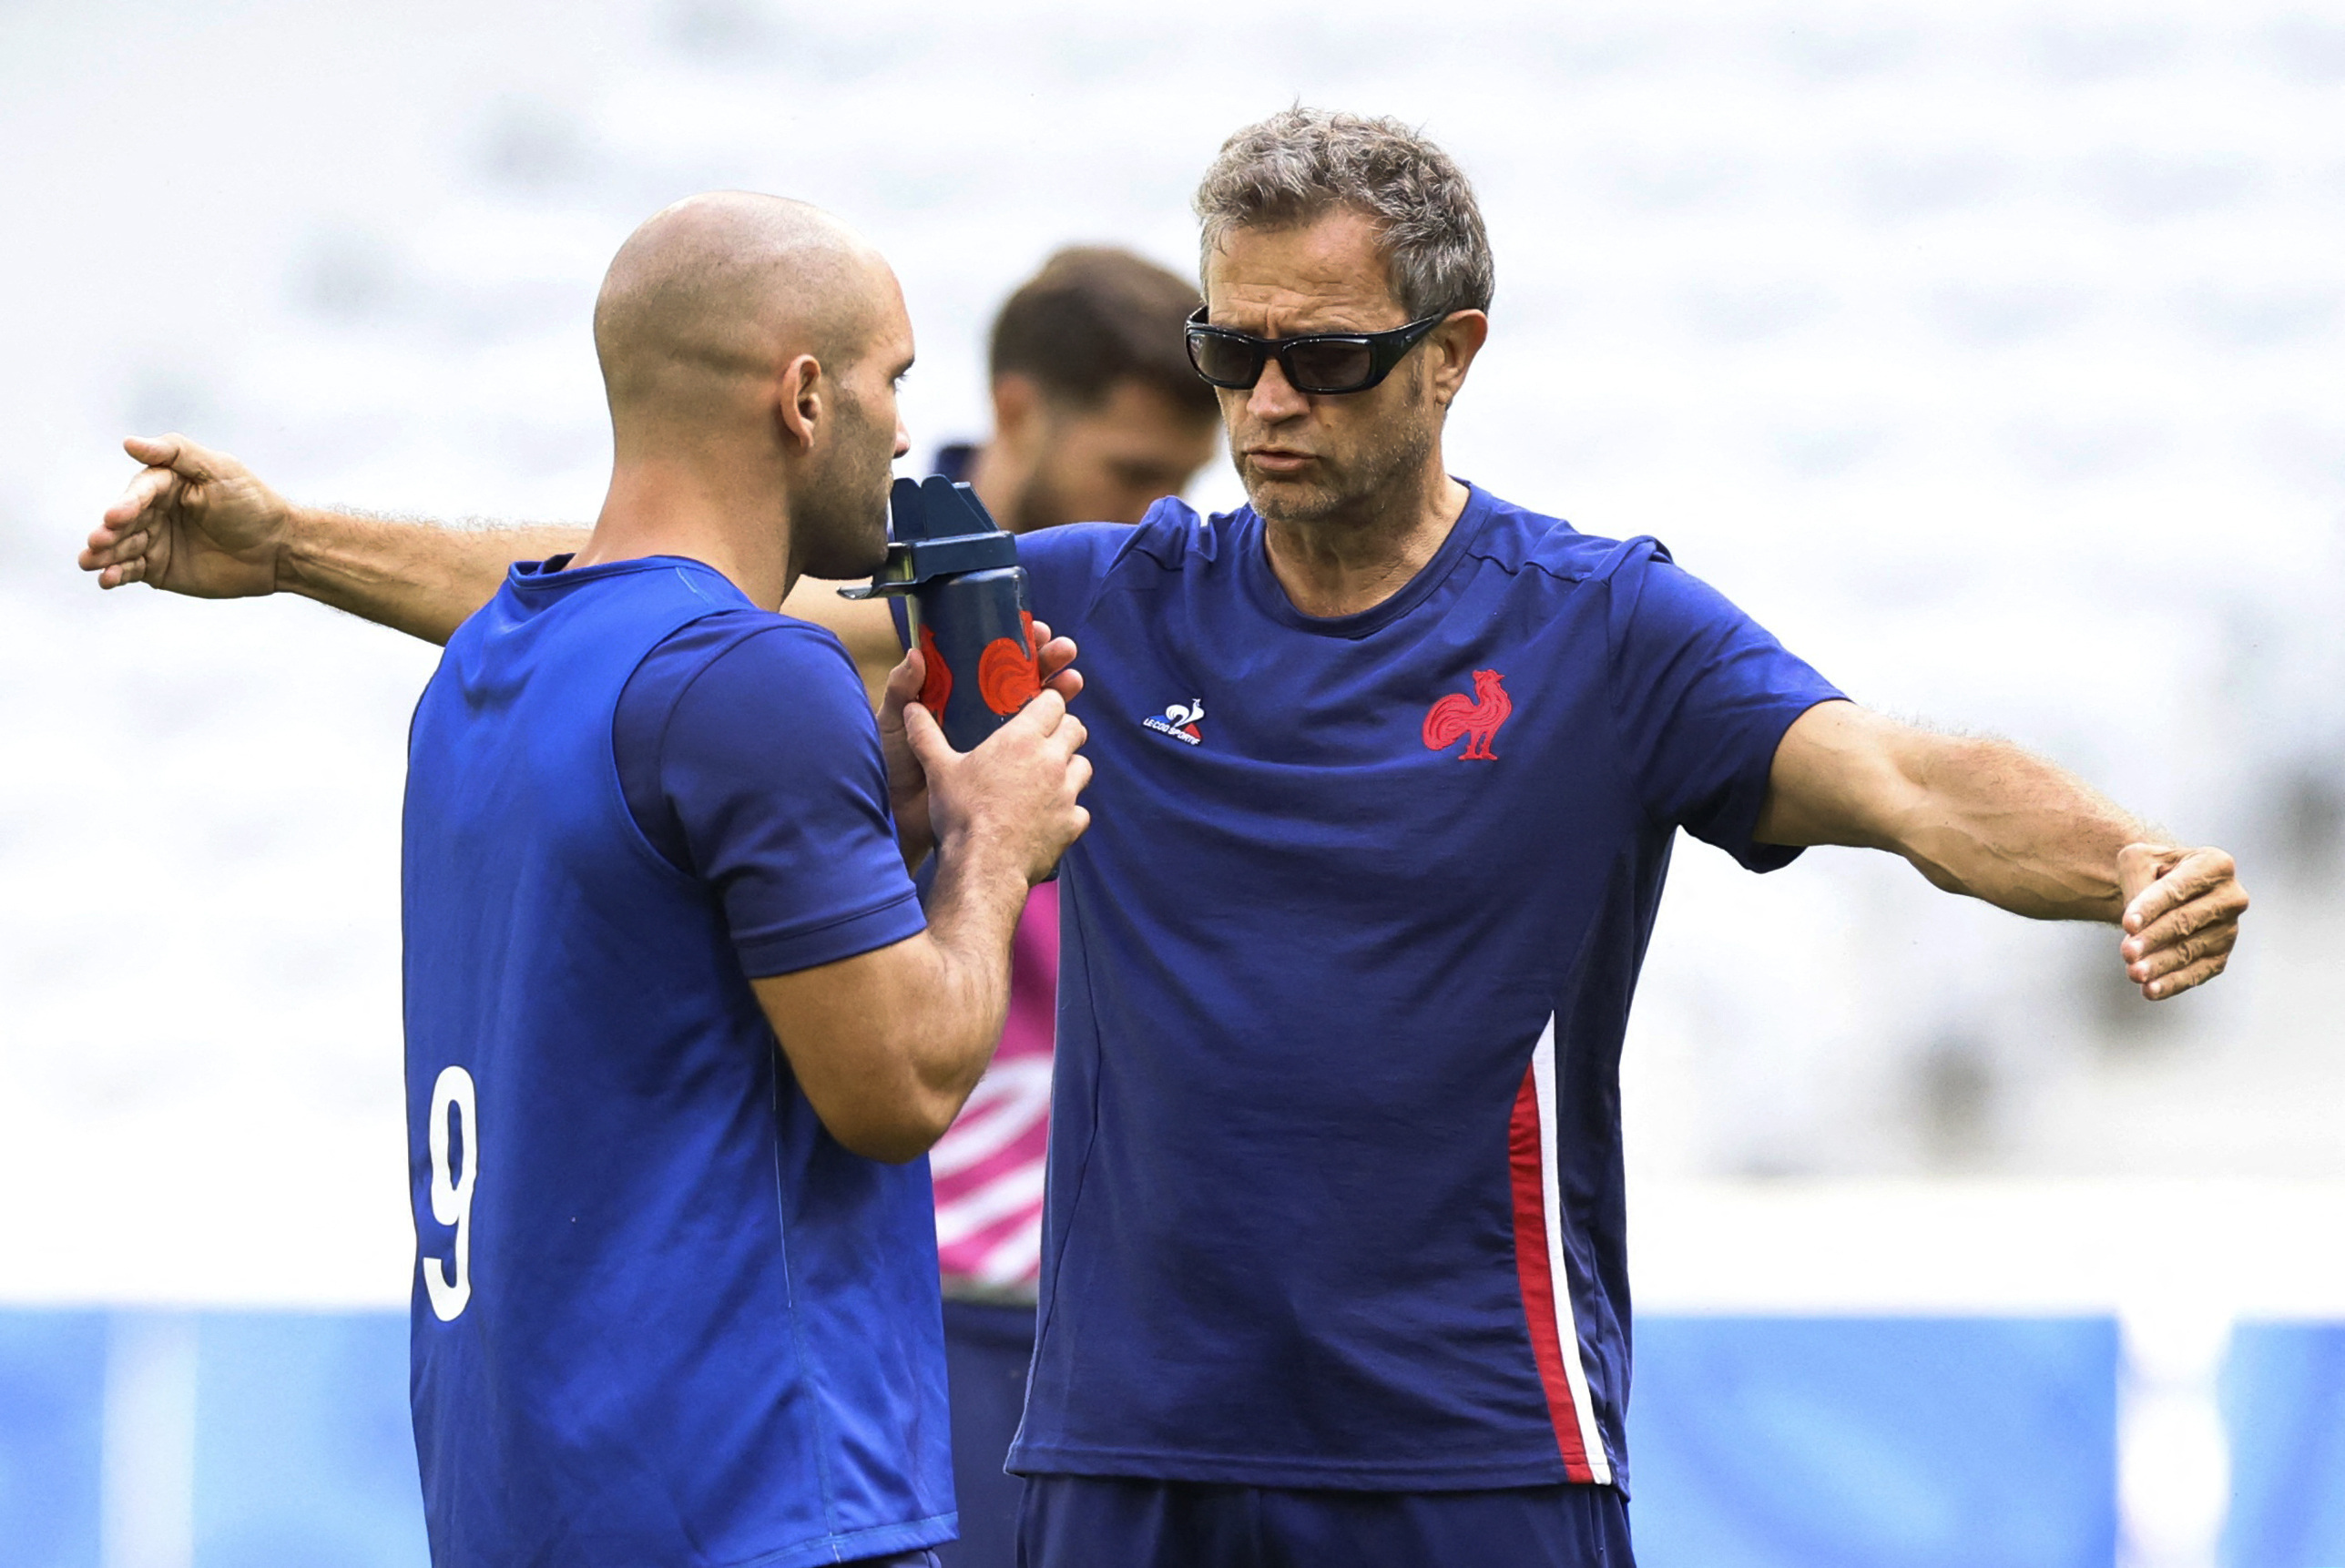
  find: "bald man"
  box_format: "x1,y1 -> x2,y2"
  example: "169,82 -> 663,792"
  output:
366,194 -> 1088,1565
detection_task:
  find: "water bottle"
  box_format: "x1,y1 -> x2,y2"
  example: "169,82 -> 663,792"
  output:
841,476 -> 1041,752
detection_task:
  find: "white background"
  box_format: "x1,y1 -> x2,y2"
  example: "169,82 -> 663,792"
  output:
0,0 -> 2340,1309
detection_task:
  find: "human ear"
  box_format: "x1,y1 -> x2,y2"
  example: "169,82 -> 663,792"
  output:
775,353 -> 824,452
1429,311 -> 1490,403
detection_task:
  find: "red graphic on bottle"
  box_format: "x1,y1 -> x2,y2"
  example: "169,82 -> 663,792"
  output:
917,624 -> 952,720
1422,669 -> 1514,760
979,632 -> 1042,716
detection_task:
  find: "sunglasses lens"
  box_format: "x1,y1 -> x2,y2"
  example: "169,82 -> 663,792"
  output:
1188,331 -> 1260,388
1284,340 -> 1375,393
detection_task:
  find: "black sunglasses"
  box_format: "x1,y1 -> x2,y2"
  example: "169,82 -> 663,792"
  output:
1184,307 -> 1449,395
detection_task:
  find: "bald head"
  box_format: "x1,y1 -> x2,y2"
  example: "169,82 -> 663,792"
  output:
593,192 -> 899,441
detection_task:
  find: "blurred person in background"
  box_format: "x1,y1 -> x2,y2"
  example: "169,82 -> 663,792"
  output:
83,115 -> 2249,1568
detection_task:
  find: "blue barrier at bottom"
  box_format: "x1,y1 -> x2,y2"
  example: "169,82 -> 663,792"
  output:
2222,1321 -> 2345,1568
194,1313 -> 426,1568
2,1309 -> 2341,1564
0,1312 -> 106,1568
1626,1316 -> 2121,1568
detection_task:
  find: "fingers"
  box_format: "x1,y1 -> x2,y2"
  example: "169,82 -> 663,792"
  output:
1006,687 -> 1067,739
879,647 -> 924,716
79,524 -> 143,574
901,699 -> 956,770
123,432 -> 222,483
1035,633 -> 1084,702
2137,950 -> 2231,1001
2121,881 -> 2245,969
2122,847 -> 2235,934
2126,917 -> 2239,985
121,433 -> 187,470
2107,843 -> 2249,998
102,463 -> 179,528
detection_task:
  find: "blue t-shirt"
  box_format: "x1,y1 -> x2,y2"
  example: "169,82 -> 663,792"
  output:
1003,486 -> 1842,1495
609,606 -> 923,972
403,555 -> 947,1566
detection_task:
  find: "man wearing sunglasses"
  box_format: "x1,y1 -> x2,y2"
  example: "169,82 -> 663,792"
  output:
85,110 -> 2246,1567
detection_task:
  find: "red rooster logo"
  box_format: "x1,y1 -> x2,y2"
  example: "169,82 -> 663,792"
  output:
1422,669 -> 1513,760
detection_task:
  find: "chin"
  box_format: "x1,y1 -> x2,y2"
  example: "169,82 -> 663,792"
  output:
1245,473 -> 1343,525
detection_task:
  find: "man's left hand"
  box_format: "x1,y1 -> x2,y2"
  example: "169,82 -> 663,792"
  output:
2117,844 -> 2249,1001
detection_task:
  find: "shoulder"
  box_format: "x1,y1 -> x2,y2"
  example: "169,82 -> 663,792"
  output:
1018,496 -> 1236,622
1459,489 -> 1670,590
1019,495 -> 1224,578
629,608 -> 869,732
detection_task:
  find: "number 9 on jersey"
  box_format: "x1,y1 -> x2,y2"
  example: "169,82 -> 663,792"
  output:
423,1064 -> 478,1321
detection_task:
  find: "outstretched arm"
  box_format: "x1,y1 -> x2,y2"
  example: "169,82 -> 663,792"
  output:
1755,701 -> 2248,1000
80,433 -> 586,646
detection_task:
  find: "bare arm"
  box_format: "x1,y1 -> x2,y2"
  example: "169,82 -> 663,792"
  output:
1755,700 -> 2248,1000
752,684 -> 1090,1162
81,433 -> 584,645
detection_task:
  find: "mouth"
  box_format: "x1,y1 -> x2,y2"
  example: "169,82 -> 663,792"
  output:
1242,448 -> 1315,475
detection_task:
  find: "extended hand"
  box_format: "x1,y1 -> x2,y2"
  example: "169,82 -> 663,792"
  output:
2116,844 -> 2248,1001
81,433 -> 291,597
876,618 -> 1081,867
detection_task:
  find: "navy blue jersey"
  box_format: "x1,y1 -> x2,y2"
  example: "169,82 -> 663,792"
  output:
402,555 -> 951,1565
1004,486 -> 1842,1494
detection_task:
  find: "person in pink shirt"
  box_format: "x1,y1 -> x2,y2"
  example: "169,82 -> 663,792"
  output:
790,246 -> 1218,1568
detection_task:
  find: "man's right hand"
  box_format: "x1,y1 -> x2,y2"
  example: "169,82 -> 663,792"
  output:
904,684 -> 1092,886
81,433 -> 291,597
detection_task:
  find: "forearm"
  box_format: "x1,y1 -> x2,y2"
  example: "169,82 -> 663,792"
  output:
1879,737 -> 2147,921
896,838 -> 1032,1105
1761,703 -> 2150,923
280,504 -> 588,646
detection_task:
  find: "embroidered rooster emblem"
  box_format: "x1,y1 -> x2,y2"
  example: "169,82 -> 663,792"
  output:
1422,669 -> 1514,761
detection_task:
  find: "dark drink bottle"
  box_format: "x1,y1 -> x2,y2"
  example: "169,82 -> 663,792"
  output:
840,476 -> 1041,752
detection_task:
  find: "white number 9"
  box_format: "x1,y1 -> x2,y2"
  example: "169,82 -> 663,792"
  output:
423,1064 -> 477,1321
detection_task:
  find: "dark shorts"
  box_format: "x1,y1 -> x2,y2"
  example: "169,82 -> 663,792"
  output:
1015,1475 -> 1635,1568
936,1298 -> 1038,1568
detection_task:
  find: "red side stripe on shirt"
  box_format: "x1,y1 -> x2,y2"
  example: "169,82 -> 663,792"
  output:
1509,1061 -> 1597,1481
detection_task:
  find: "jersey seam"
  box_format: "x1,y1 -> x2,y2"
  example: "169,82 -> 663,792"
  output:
636,619 -> 846,880
769,1064 -> 841,1541
600,603 -> 760,891
1593,561 -> 1668,836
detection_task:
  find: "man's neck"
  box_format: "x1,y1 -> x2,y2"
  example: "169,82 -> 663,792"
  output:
575,457 -> 794,609
1260,462 -> 1470,620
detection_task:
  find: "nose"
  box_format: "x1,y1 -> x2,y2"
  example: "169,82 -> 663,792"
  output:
892,418 -> 911,460
1246,355 -> 1309,423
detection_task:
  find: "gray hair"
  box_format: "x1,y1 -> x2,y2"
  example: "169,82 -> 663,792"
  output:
1193,108 -> 1494,320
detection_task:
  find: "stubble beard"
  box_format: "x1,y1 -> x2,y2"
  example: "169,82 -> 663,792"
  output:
1243,372 -> 1439,533
795,391 -> 895,580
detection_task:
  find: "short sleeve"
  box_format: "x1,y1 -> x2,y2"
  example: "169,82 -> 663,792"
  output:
623,619 -> 926,977
1605,552 -> 1845,871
